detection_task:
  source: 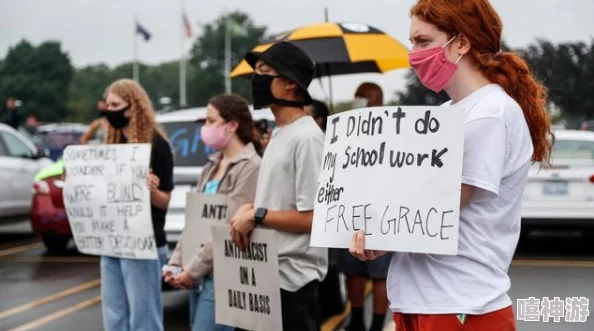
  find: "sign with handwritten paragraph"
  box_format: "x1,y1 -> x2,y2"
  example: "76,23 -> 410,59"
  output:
310,106 -> 465,255
62,144 -> 157,259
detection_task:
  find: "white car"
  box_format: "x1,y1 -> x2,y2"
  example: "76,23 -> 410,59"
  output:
157,106 -> 275,243
523,130 -> 594,225
0,123 -> 53,221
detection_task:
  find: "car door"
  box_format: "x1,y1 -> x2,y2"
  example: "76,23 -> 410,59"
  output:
0,130 -> 39,216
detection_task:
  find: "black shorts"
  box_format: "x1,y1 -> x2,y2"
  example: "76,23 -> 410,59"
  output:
235,281 -> 320,331
338,249 -> 393,280
281,280 -> 320,331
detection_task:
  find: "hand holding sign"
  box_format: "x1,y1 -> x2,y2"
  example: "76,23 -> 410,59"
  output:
230,203 -> 255,249
173,271 -> 195,290
146,168 -> 160,192
310,106 -> 465,255
349,230 -> 386,261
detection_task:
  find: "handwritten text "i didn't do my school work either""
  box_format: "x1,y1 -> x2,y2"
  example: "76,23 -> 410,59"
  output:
311,106 -> 465,255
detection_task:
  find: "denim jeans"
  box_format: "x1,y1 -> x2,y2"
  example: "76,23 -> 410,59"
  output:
189,274 -> 234,331
101,246 -> 168,331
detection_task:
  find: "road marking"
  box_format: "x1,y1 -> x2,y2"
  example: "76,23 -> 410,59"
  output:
0,239 -> 39,251
1,256 -> 99,264
322,302 -> 351,331
321,280 -> 373,331
512,259 -> 594,268
0,279 -> 101,320
8,295 -> 101,331
0,242 -> 43,258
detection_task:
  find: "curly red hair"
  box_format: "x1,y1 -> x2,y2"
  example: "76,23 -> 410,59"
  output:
104,79 -> 168,144
411,0 -> 553,163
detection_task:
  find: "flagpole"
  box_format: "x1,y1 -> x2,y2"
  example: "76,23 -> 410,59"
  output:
224,16 -> 232,94
179,0 -> 187,106
133,16 -> 139,82
324,7 -> 333,111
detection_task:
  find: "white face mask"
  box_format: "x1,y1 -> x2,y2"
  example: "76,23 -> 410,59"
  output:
352,97 -> 369,109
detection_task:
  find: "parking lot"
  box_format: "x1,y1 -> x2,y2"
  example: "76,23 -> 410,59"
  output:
0,219 -> 593,331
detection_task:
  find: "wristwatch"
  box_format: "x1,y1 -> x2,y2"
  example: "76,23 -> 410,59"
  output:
254,208 -> 268,225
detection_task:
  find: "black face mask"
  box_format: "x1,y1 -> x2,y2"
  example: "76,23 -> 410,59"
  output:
251,74 -> 304,110
104,105 -> 130,129
98,110 -> 107,118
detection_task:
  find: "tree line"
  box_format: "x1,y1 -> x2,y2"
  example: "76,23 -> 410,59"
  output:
0,10 -> 592,127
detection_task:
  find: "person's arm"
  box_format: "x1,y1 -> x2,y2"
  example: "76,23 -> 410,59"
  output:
262,210 -> 313,232
163,238 -> 183,284
150,188 -> 171,210
460,117 -> 507,204
460,184 -> 476,208
226,160 -> 260,219
80,119 -> 101,144
148,136 -> 174,209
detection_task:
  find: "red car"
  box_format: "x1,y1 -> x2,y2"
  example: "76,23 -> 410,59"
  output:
30,161 -> 72,252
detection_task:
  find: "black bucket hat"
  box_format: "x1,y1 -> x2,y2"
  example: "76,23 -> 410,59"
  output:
245,41 -> 315,105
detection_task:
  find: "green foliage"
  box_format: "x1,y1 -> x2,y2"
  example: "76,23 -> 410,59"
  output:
0,40 -> 73,122
187,11 -> 267,106
519,39 -> 594,123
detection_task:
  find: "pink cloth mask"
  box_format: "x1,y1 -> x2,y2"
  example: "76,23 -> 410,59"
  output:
408,36 -> 463,93
201,123 -> 233,150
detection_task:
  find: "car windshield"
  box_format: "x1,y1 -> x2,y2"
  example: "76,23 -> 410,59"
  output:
35,131 -> 83,149
160,121 -> 211,167
551,139 -> 594,160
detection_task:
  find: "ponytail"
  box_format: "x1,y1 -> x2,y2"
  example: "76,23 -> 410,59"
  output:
473,51 -> 553,164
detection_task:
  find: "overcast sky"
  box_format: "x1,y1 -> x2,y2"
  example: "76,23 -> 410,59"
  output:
1,0 -> 592,103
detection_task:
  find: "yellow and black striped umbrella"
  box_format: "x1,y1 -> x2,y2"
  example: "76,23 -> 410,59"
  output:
231,22 -> 410,78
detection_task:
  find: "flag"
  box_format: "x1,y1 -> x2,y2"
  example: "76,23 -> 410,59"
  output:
226,17 -> 247,37
135,21 -> 151,41
182,12 -> 193,38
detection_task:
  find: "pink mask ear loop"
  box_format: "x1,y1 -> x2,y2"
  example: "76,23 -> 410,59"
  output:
443,35 -> 463,64
442,35 -> 458,48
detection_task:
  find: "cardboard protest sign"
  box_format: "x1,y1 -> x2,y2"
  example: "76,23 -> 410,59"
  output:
181,193 -> 228,265
212,226 -> 282,331
62,144 -> 157,259
310,106 -> 465,255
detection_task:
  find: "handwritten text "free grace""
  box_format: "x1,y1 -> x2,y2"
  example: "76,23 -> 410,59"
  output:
324,203 -> 455,241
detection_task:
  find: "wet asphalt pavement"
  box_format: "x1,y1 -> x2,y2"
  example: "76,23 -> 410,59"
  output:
1,220 -> 594,331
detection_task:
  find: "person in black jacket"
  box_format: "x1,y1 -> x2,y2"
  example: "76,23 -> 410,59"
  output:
3,97 -> 22,129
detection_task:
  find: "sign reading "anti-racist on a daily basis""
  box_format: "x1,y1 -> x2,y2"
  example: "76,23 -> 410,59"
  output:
310,106 -> 465,255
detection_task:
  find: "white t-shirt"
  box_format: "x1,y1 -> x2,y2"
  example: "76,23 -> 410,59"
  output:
254,116 -> 328,292
387,84 -> 534,314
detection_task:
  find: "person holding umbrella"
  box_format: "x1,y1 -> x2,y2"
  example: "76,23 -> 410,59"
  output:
350,0 -> 552,330
230,41 -> 328,331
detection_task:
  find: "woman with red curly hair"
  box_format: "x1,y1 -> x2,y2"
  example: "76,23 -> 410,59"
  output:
350,1 -> 553,330
101,79 -> 173,331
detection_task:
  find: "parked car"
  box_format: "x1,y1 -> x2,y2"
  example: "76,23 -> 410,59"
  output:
30,161 -> 69,251
0,123 -> 53,222
157,106 -> 275,243
523,130 -> 594,226
31,123 -> 88,161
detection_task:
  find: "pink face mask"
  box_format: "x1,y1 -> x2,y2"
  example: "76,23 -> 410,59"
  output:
408,35 -> 463,93
201,123 -> 233,150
